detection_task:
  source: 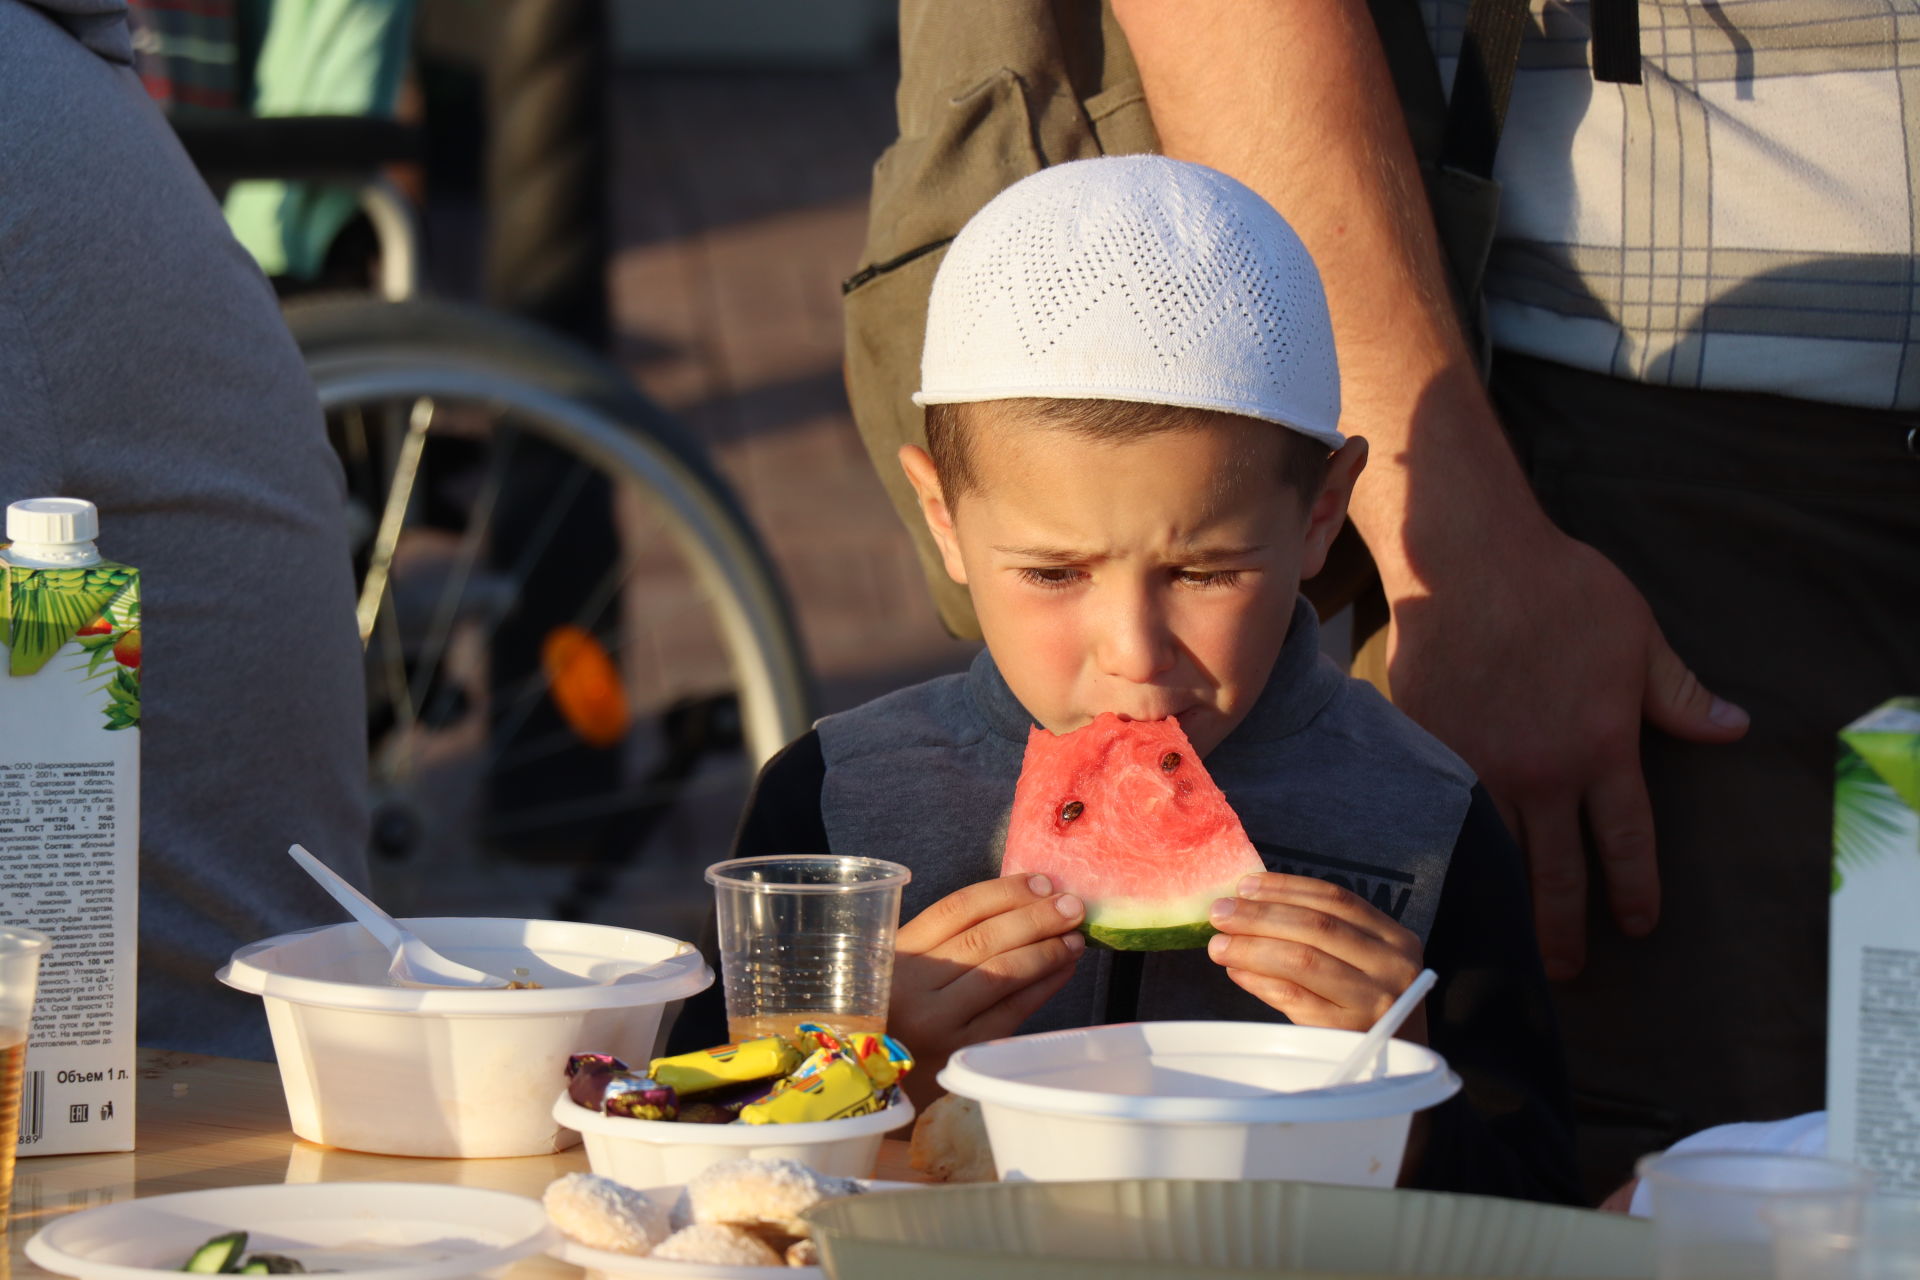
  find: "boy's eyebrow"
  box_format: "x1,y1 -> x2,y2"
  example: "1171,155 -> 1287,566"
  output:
992,544 -> 1096,564
1180,545 -> 1268,566
991,544 -> 1267,564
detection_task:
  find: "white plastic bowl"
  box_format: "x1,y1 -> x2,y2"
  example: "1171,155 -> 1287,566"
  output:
552,1091 -> 915,1187
25,1182 -> 556,1280
937,1020 -> 1460,1185
217,917 -> 711,1158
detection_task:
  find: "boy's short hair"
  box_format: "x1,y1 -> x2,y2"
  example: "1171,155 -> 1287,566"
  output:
924,398 -> 1334,505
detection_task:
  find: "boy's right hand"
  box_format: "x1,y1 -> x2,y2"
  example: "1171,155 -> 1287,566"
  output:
890,874 -> 1086,1104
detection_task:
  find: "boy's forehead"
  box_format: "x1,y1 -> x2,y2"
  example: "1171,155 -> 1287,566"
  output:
958,406 -> 1298,524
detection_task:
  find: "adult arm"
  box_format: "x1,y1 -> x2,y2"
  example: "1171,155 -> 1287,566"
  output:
1109,0 -> 1749,977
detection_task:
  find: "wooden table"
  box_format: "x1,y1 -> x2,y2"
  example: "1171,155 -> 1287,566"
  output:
6,1050 -> 921,1279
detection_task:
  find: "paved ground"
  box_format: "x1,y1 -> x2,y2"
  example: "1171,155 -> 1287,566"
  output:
607,65 -> 976,712
376,62 -> 977,942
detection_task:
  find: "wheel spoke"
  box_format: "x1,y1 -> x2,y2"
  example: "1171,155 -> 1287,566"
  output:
405,426 -> 518,714
357,398 -> 435,646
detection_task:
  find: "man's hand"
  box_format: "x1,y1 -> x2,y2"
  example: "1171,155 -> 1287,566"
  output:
1206,873 -> 1427,1039
1385,528 -> 1749,980
889,874 -> 1085,1104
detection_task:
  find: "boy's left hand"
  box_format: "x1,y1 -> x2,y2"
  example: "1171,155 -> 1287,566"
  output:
1206,873 -> 1428,1042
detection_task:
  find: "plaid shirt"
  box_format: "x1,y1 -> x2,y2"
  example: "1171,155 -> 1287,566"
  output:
1424,0 -> 1920,410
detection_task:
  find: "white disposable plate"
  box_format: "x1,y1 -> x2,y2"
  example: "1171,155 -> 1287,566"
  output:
25,1182 -> 557,1280
548,1180 -> 922,1280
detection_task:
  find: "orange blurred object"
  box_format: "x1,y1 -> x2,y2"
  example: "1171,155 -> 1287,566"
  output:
540,625 -> 631,749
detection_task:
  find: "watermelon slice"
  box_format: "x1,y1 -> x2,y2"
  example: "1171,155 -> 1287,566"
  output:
1001,713 -> 1265,951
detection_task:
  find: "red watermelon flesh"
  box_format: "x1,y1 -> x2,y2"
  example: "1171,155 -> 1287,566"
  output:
1001,713 -> 1265,951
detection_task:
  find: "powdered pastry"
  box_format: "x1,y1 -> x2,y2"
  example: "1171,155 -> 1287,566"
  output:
650,1223 -> 783,1266
542,1172 -> 670,1255
686,1157 -> 858,1235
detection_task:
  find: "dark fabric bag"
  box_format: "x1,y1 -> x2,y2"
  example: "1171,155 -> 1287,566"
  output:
842,0 -> 1521,640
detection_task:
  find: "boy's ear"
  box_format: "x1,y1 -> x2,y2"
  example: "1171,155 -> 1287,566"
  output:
898,445 -> 970,586
1299,436 -> 1369,581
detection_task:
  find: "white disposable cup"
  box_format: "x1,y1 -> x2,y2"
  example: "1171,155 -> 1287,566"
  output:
217,917 -> 710,1158
551,1090 -> 915,1187
0,927 -> 49,1225
1637,1150 -> 1872,1280
938,1020 -> 1459,1184
706,855 -> 909,1041
1772,1196 -> 1920,1280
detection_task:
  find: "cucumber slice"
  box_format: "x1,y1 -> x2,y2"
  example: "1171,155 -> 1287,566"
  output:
245,1256 -> 305,1274
181,1232 -> 248,1274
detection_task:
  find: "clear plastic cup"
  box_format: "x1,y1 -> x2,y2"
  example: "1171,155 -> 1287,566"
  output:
705,855 -> 910,1043
1637,1150 -> 1873,1280
1772,1196 -> 1920,1280
0,926 -> 50,1228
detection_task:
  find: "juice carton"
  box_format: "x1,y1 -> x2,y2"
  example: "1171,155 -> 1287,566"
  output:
0,498 -> 138,1155
1827,697 -> 1920,1191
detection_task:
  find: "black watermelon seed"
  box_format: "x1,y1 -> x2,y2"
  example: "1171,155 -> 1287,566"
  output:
1061,800 -> 1084,823
1161,752 -> 1181,772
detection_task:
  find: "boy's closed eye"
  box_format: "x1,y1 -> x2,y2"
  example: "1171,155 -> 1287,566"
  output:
1011,565 -> 1260,590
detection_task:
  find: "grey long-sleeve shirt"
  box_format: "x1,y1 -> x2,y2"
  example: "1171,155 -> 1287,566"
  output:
1,0 -> 369,1056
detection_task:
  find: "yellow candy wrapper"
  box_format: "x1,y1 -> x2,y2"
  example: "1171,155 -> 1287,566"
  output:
737,1044 -> 883,1125
648,1035 -> 801,1096
796,1022 -> 915,1091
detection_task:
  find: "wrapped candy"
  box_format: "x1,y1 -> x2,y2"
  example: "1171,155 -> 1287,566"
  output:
603,1074 -> 679,1121
565,1053 -> 631,1111
649,1035 -> 801,1096
796,1023 -> 913,1091
738,1042 -> 884,1125
676,1078 -> 777,1124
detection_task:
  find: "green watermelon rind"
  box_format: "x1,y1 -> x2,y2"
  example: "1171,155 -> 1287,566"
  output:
1084,920 -> 1219,952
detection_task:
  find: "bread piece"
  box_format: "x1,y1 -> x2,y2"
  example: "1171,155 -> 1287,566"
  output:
907,1093 -> 996,1182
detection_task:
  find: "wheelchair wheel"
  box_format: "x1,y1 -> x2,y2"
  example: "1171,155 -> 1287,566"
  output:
288,296 -> 813,919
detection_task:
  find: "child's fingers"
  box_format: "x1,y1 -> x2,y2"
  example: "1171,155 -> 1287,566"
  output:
1210,897 -> 1420,978
898,873 -> 1060,952
939,929 -> 1086,1023
920,891 -> 1085,972
1206,929 -> 1405,1019
965,951 -> 1082,1043
1231,873 -> 1414,947
1218,966 -> 1352,1029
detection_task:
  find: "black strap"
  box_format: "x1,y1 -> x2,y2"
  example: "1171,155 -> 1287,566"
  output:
1440,0 -> 1532,179
1590,0 -> 1643,84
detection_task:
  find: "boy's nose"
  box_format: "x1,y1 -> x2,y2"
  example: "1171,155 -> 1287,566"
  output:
1094,593 -> 1178,684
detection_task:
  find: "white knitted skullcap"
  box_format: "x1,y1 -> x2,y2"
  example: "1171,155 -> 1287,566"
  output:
916,156 -> 1342,448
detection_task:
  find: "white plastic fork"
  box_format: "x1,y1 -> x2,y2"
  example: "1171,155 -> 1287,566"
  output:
287,843 -> 510,989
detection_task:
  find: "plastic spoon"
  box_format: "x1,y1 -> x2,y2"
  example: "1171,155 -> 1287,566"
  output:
1322,968 -> 1438,1087
286,843 -> 510,989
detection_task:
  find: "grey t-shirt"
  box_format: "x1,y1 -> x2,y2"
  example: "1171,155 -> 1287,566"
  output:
814,599 -> 1476,1031
0,0 -> 369,1056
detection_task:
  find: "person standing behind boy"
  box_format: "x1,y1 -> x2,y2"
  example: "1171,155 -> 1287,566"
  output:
692,157 -> 1577,1203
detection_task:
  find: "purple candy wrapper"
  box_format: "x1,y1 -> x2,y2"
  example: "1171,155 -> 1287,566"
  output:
603,1074 -> 679,1121
565,1053 -> 630,1111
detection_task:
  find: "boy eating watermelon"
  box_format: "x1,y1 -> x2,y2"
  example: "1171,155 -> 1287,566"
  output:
679,156 -> 1576,1203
